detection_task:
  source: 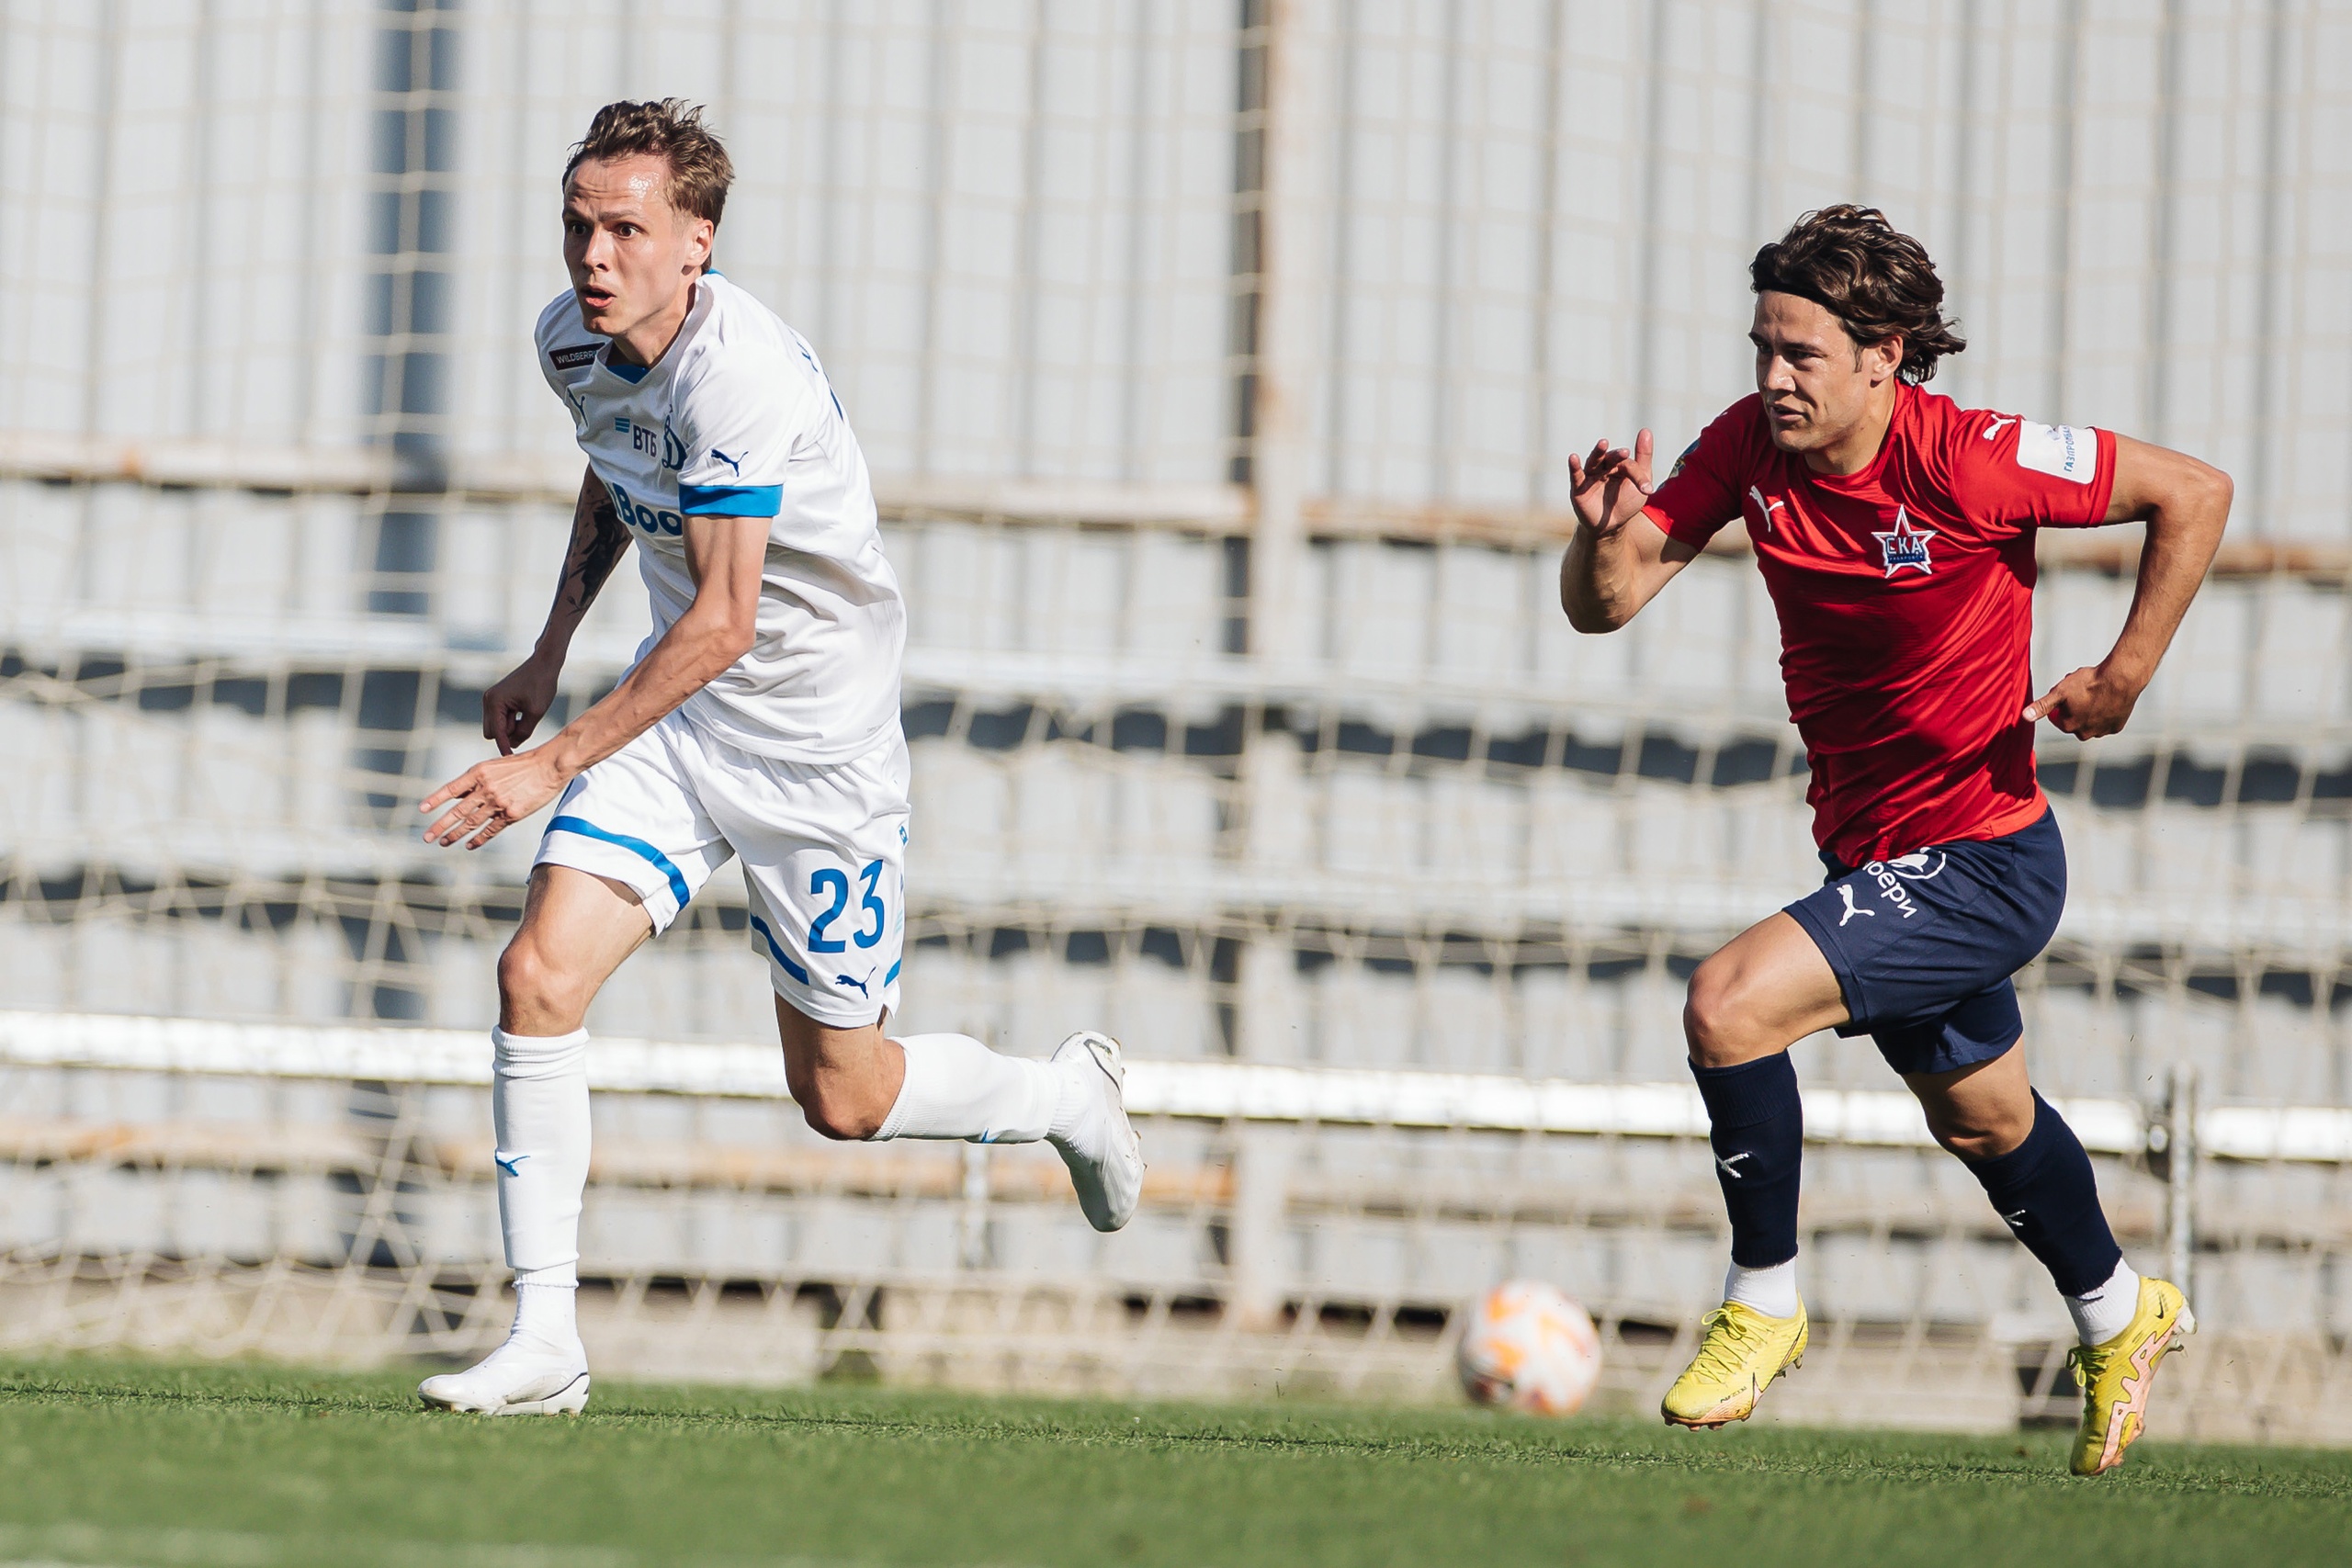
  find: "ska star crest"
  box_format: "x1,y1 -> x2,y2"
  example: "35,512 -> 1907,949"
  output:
1871,506 -> 1937,577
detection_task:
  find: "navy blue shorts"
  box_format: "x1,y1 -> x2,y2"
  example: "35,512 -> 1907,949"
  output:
1783,808 -> 2066,1078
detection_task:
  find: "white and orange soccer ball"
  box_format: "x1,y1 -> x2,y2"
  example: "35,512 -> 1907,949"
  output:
1455,1280 -> 1603,1416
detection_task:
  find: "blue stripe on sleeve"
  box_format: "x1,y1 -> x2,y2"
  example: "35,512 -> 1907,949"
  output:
884,957 -> 902,987
544,815 -> 691,910
678,483 -> 784,517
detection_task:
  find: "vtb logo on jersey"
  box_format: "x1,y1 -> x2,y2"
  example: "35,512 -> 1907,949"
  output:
1871,506 -> 1937,578
616,417 -> 689,474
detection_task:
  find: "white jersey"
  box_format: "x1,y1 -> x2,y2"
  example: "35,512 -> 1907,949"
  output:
535,274 -> 904,763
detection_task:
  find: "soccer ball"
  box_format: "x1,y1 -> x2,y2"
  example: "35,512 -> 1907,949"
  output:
1455,1280 -> 1602,1416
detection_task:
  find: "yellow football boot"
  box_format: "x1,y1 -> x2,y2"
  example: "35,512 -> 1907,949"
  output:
1661,1299 -> 1809,1428
2067,1275 -> 2195,1476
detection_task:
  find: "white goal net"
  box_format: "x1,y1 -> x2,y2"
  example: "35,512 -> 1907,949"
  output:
3,1 -> 2350,1442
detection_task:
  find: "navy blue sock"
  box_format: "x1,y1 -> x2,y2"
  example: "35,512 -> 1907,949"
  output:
1690,1053 -> 1804,1269
1961,1090 -> 2122,1298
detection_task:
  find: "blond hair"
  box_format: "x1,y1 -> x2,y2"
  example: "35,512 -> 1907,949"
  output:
564,99 -> 734,236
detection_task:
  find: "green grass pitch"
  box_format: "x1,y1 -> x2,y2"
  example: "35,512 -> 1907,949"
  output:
1,1359 -> 2346,1567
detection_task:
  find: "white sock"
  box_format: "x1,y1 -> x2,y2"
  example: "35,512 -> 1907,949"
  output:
1724,1258 -> 1801,1319
2067,1258 -> 2143,1347
513,1261 -> 579,1344
492,1026 -> 591,1280
871,1032 -> 1058,1144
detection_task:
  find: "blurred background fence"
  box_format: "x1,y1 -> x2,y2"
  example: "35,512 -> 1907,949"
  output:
4,0 -> 2351,1440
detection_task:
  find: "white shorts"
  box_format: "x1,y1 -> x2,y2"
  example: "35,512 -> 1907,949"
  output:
534,709 -> 910,1027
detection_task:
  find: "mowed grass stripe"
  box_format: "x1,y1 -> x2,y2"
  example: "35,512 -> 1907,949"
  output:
2,1360 -> 2346,1568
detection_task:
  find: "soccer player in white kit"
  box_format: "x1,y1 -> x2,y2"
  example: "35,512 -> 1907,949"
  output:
413,100 -> 1143,1416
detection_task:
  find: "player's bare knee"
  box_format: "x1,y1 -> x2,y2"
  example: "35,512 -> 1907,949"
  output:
494,937 -> 546,1010
1683,962 -> 1758,1067
1933,1111 -> 2030,1163
785,1053 -> 891,1140
1917,1090 -> 2026,1160
797,1100 -> 858,1141
797,1078 -> 888,1142
1913,1065 -> 2034,1160
497,936 -> 582,1032
1930,1122 -> 1996,1162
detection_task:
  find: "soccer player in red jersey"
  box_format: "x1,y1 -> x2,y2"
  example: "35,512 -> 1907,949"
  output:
1560,207 -> 2231,1472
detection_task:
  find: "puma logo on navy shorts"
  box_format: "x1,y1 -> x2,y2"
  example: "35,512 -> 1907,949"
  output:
1783,807 -> 2066,1077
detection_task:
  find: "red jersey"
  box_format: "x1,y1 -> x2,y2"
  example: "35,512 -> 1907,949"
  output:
1643,383 -> 2118,865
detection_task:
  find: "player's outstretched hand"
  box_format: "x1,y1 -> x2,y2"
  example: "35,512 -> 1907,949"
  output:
2025,662 -> 2143,740
1566,430 -> 1657,536
483,657 -> 561,756
420,751 -> 569,851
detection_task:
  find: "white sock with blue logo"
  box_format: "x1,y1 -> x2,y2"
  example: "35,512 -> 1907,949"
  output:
873,1033 -> 1058,1144
492,1026 -> 592,1343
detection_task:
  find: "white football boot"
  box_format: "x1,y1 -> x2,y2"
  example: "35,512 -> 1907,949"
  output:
1046,1031 -> 1145,1232
417,1329 -> 590,1416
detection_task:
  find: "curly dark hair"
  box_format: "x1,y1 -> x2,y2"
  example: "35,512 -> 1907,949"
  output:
565,99 -> 734,235
1749,206 -> 1966,384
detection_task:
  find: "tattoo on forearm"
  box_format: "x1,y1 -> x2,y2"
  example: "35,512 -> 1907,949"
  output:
558,498 -> 631,617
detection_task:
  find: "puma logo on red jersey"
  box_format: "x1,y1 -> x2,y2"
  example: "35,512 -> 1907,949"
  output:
1981,414 -> 2018,440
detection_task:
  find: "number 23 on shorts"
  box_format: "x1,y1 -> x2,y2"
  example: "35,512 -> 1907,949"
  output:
807,860 -> 888,953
